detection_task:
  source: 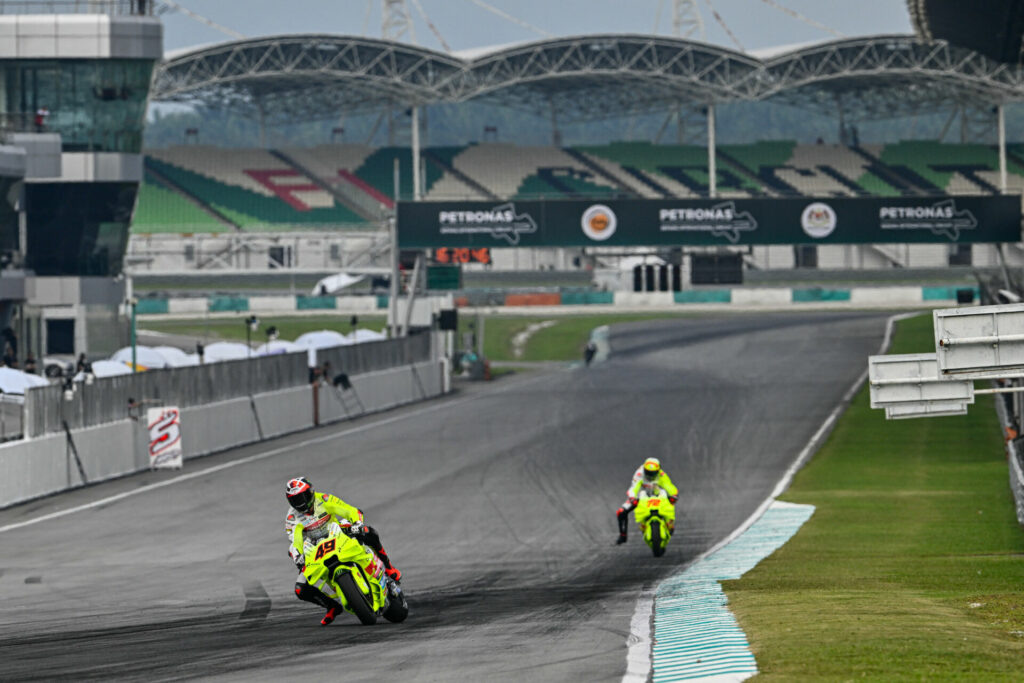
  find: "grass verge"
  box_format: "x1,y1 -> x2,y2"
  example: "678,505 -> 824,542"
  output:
458,313 -> 687,362
722,313 -> 1024,680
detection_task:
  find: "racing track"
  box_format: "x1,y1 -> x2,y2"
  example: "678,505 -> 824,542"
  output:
0,312 -> 889,682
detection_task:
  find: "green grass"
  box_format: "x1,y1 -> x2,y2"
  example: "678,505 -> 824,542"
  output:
722,313 -> 1024,680
459,314 -> 687,362
142,315 -> 387,343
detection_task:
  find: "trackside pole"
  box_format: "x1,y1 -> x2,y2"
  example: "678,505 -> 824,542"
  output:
389,158 -> 400,337
412,106 -> 421,201
998,103 -> 1007,193
707,103 -> 716,198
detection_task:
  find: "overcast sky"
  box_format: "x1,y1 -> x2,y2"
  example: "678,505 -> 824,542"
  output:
161,0 -> 913,55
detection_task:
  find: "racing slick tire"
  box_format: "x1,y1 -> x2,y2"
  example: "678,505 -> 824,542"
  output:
651,519 -> 665,558
338,573 -> 377,625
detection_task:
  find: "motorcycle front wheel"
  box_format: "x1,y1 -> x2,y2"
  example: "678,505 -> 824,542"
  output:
338,573 -> 377,625
650,519 -> 665,557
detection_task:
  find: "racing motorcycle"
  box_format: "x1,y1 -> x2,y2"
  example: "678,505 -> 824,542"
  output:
634,490 -> 675,557
302,526 -> 408,625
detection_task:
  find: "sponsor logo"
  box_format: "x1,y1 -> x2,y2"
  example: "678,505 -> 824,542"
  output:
878,199 -> 977,241
658,201 -> 758,244
801,202 -> 837,239
580,204 -> 617,241
147,408 -> 181,467
438,203 -> 538,245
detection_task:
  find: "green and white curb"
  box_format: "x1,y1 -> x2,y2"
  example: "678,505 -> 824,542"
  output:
652,501 -> 814,681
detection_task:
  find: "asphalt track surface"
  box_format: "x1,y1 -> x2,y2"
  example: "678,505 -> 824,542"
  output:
0,312 -> 889,682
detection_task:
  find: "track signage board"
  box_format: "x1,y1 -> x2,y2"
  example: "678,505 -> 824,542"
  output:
397,196 -> 1021,248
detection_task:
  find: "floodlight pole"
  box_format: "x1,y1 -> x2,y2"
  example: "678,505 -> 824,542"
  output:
389,159 -> 400,337
998,103 -> 1007,193
130,297 -> 138,373
412,106 -> 421,200
707,104 -> 716,198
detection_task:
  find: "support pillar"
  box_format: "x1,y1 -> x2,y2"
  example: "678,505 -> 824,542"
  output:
412,106 -> 421,200
707,104 -> 716,198
998,103 -> 1008,193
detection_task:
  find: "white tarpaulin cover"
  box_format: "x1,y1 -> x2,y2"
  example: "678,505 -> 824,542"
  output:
256,340 -> 303,356
311,273 -> 365,295
0,367 -> 50,394
153,346 -> 196,367
295,330 -> 351,348
76,360 -> 134,380
347,328 -> 387,343
202,342 -> 252,361
110,346 -> 172,369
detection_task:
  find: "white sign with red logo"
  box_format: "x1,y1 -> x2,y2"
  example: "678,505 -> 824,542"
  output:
148,406 -> 183,470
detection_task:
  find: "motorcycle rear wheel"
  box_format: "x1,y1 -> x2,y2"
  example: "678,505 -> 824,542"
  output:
338,573 -> 377,625
650,519 -> 665,557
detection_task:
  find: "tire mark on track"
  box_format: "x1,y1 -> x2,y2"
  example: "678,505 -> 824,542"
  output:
239,579 -> 271,623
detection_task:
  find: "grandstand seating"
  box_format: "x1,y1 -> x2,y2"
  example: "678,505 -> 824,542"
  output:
133,171 -> 229,233
131,141 -> 1024,234
441,144 -> 620,200
144,147 -> 365,230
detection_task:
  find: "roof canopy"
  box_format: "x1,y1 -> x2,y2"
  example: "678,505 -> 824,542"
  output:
152,33 -> 1024,124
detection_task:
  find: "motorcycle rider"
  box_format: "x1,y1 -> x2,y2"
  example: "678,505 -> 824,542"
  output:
615,457 -> 678,545
285,477 -> 402,625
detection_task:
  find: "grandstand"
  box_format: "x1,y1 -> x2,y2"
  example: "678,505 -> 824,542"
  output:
132,140 -> 1024,231
130,32 -> 1024,275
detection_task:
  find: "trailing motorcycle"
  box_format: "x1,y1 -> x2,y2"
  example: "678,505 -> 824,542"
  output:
634,490 -> 675,557
302,528 -> 408,625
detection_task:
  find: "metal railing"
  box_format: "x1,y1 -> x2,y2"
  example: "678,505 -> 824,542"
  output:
26,351 -> 308,437
23,334 -> 437,438
315,333 -> 432,379
0,1 -> 153,14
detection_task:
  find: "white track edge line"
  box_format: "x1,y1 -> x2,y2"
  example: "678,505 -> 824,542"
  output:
622,311 -> 911,683
0,371 -> 554,535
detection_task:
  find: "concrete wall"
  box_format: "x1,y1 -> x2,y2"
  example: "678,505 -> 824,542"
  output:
0,361 -> 446,509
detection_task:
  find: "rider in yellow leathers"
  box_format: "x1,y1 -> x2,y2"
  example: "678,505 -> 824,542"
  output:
615,457 -> 678,544
285,477 -> 402,624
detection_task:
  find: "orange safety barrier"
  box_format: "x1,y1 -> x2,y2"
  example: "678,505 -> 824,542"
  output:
454,296 -> 470,308
504,293 -> 561,306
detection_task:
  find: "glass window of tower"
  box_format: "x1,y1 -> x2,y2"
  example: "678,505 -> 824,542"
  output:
0,59 -> 155,153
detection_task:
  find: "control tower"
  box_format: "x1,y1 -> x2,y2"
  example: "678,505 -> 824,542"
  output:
0,1 -> 161,363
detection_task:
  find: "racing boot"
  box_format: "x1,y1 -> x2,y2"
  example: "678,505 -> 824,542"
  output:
378,549 -> 402,583
616,507 -> 629,544
320,606 -> 339,626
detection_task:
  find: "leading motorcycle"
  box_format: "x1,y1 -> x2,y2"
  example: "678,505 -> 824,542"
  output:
302,528 -> 408,625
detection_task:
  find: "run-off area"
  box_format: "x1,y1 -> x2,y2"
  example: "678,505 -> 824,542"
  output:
0,312 -> 887,682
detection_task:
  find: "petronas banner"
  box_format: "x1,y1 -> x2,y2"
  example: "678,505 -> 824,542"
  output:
396,196 -> 1021,248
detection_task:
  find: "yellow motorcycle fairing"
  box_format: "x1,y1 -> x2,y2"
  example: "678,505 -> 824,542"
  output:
634,493 -> 675,553
302,532 -> 388,615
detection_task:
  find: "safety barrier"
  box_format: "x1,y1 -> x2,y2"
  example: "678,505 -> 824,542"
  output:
0,360 -> 446,509
135,285 -> 979,314
994,391 -> 1024,525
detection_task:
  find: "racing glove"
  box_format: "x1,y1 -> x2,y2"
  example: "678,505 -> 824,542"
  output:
289,546 -> 305,571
